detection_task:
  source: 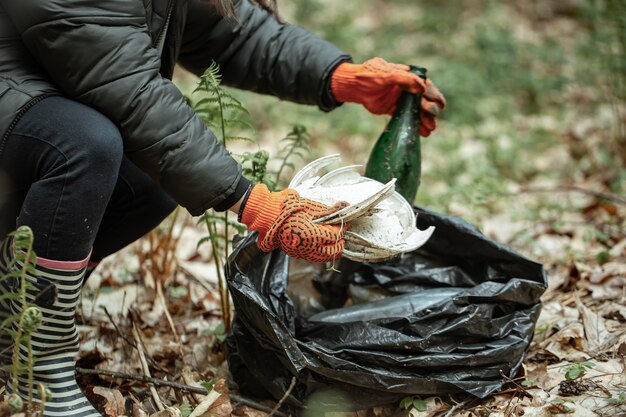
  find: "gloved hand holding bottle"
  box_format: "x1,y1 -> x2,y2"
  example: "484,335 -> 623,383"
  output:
330,57 -> 447,137
232,184 -> 348,263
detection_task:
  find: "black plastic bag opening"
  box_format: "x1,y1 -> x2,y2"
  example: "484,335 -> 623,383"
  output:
225,207 -> 547,409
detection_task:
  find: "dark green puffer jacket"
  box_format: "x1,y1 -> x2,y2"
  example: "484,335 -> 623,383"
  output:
0,0 -> 350,215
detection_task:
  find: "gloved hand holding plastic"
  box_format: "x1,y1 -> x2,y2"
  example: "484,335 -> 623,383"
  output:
289,154 -> 435,262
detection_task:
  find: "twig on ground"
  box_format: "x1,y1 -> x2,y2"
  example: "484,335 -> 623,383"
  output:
267,377 -> 296,417
518,185 -> 626,206
179,266 -> 218,292
157,280 -> 184,357
189,389 -> 222,417
133,323 -> 165,412
103,306 -> 137,350
77,367 -> 207,394
444,399 -> 470,417
103,307 -> 169,374
75,367 -> 286,416
182,367 -> 205,404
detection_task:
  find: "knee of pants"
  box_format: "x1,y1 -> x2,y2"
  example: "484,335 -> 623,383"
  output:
13,97 -> 126,186
69,113 -> 124,183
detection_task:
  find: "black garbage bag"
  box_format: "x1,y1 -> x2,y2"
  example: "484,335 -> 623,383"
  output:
225,207 -> 547,409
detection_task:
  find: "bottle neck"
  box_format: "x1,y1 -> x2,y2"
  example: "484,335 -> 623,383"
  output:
393,66 -> 425,119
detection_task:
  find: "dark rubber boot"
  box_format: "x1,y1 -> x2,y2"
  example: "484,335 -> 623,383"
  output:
6,249 -> 102,417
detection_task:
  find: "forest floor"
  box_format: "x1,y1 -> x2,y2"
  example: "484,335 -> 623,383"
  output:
17,172 -> 620,417
1,1 -> 625,416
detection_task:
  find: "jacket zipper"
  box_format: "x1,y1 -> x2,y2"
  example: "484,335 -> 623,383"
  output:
0,93 -> 53,157
154,0 -> 174,52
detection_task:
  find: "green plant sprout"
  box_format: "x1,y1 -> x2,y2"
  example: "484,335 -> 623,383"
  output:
202,321 -> 227,343
200,378 -> 216,392
190,62 -> 311,333
174,402 -> 192,417
192,61 -> 255,332
0,226 -> 49,414
274,124 -> 312,188
608,392 -> 626,405
563,361 -> 595,380
400,395 -> 427,412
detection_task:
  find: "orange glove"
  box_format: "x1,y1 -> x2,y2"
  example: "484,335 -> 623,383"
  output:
239,184 -> 349,263
331,57 -> 446,137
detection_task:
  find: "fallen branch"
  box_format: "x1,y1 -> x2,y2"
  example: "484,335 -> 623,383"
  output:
156,280 -> 184,359
77,367 -> 209,394
102,307 -> 168,374
267,377 -> 296,417
75,367 -> 286,416
518,185 -> 626,206
443,399 -> 470,417
133,323 -> 165,411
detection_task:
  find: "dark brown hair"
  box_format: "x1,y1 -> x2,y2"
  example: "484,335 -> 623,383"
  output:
209,0 -> 279,20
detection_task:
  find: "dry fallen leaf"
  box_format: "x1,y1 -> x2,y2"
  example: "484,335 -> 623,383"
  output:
575,298 -> 615,353
0,401 -> 12,417
231,405 -> 268,417
91,386 -> 126,417
151,408 -> 182,417
189,379 -> 232,417
133,403 -> 150,417
543,322 -> 588,361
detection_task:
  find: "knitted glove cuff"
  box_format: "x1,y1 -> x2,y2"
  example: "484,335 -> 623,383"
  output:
240,184 -> 296,238
330,62 -> 360,103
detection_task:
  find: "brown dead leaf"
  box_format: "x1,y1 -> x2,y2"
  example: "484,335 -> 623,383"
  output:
151,409 -> 182,417
526,348 -> 561,364
543,323 -> 588,361
189,379 -> 232,417
576,298 -> 615,353
93,387 -> 126,417
133,403 -> 149,417
231,405 -> 268,417
545,402 -> 575,414
0,400 -> 11,417
525,361 -> 552,390
206,379 -> 232,417
370,405 -> 395,417
408,397 -> 449,417
91,386 -> 126,417
589,262 -> 626,284
603,310 -> 626,323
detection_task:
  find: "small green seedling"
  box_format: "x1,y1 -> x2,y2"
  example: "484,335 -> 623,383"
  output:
200,378 -> 216,392
203,321 -> 227,342
174,403 -> 192,417
563,361 -> 594,380
607,392 -> 626,405
550,398 -> 574,414
400,396 -> 427,412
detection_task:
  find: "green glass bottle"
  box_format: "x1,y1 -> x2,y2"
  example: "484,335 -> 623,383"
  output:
364,65 -> 426,203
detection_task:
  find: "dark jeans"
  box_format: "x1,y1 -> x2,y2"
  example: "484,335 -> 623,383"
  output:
0,96 -> 177,262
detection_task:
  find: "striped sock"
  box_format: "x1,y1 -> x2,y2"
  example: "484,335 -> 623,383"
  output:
7,252 -> 102,417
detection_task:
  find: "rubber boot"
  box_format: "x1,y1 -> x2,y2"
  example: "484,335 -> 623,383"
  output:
6,247 -> 102,417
